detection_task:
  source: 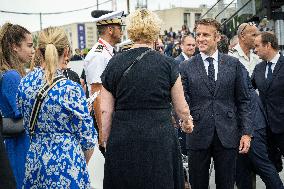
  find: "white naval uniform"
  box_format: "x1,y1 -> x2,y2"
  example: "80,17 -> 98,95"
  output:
84,38 -> 114,89
229,43 -> 261,76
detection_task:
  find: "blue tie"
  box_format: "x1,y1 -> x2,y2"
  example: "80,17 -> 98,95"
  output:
206,57 -> 215,92
266,62 -> 273,83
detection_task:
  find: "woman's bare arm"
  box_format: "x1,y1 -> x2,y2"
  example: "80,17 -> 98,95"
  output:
171,75 -> 194,133
84,149 -> 94,164
101,86 -> 115,146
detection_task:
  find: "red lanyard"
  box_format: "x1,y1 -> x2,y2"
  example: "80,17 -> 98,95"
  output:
98,39 -> 113,57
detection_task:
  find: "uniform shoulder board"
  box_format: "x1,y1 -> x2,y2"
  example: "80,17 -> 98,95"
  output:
95,44 -> 104,52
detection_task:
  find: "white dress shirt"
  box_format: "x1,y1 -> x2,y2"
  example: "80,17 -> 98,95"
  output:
265,53 -> 280,78
229,43 -> 261,76
200,50 -> 219,81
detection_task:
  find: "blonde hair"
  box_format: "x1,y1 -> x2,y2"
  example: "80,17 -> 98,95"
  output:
30,48 -> 43,71
0,23 -> 31,76
37,27 -> 69,85
126,9 -> 162,43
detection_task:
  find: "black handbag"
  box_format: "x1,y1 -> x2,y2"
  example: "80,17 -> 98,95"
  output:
0,71 -> 24,137
0,116 -> 24,137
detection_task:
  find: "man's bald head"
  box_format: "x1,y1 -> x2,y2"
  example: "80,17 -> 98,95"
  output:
237,22 -> 259,50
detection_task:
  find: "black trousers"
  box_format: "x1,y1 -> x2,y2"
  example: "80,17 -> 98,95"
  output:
236,128 -> 284,189
268,130 -> 284,157
0,132 -> 16,189
188,131 -> 237,189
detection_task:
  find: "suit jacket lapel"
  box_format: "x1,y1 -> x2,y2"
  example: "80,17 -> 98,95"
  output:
266,54 -> 284,91
214,53 -> 225,96
256,62 -> 268,92
195,54 -> 212,94
181,54 -> 185,61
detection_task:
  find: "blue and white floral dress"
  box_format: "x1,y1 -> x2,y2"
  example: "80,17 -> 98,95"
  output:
17,68 -> 97,189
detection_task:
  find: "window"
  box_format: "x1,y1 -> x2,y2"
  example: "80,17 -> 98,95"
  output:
195,13 -> 202,21
184,13 -> 190,26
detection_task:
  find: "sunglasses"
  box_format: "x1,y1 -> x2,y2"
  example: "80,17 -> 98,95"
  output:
156,46 -> 164,51
240,22 -> 256,34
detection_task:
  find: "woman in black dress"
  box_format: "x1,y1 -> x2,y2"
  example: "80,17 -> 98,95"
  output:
101,9 -> 194,189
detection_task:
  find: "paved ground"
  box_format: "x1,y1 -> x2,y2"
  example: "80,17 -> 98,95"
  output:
90,149 -> 284,189
208,160 -> 284,189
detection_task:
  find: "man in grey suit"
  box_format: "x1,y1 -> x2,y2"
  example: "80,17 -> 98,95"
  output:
180,18 -> 252,189
175,35 -> 196,63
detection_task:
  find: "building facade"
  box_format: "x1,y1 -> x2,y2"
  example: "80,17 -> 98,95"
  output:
153,5 -> 236,34
61,22 -> 97,53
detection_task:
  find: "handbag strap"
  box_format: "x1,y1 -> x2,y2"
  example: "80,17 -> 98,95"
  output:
122,48 -> 152,78
29,75 -> 66,136
116,48 -> 152,88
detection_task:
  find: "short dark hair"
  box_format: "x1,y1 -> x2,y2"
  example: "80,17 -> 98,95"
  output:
259,32 -> 279,50
195,18 -> 222,33
180,34 -> 194,44
97,24 -> 121,36
97,25 -> 108,35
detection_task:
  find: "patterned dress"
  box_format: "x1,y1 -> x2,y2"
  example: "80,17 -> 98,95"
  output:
17,68 -> 96,189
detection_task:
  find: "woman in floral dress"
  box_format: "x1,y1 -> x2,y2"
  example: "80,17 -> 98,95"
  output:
17,27 -> 96,188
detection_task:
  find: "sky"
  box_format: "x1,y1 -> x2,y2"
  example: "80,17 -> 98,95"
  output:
0,0 -> 220,32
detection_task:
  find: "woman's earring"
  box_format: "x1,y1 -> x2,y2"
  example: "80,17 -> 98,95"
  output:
64,59 -> 69,65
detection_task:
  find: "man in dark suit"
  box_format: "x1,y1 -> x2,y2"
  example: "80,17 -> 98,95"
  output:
70,48 -> 83,61
175,35 -> 196,63
236,65 -> 284,189
252,32 -> 284,157
164,37 -> 174,57
180,18 -> 252,189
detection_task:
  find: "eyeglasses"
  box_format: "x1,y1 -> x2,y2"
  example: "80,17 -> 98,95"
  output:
155,46 -> 164,51
240,22 -> 256,34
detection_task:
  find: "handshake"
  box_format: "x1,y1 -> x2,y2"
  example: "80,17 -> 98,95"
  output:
181,115 -> 194,133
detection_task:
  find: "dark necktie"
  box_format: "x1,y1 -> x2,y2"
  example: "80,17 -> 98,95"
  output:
206,57 -> 216,92
266,62 -> 273,83
113,49 -> 117,55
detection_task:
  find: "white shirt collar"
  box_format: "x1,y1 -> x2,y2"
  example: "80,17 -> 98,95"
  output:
181,52 -> 190,60
269,53 -> 280,64
234,43 -> 258,61
234,43 -> 246,58
200,50 -> 219,62
99,38 -> 114,54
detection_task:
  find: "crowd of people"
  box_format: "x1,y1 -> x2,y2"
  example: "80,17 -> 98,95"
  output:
0,7 -> 284,189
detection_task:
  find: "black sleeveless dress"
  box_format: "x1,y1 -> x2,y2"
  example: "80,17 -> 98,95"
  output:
102,47 -> 184,189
